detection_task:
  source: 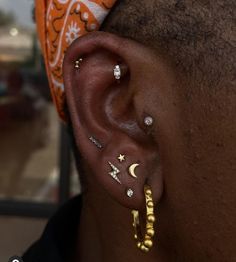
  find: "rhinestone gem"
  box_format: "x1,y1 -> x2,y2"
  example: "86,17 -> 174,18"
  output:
114,65 -> 121,80
144,116 -> 153,126
127,189 -> 134,198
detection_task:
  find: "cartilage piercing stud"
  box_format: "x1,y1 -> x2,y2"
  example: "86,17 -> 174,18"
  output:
114,64 -> 121,80
75,58 -> 83,69
144,116 -> 154,127
127,188 -> 134,198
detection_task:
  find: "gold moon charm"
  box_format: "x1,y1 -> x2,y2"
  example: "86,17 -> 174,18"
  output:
128,163 -> 140,179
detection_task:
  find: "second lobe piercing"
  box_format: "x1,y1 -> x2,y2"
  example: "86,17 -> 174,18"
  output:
108,162 -> 121,184
75,58 -> 83,69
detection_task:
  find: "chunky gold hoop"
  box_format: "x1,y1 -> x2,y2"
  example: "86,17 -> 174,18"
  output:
132,185 -> 156,253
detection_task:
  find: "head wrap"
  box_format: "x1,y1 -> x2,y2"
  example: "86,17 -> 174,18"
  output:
35,0 -> 117,122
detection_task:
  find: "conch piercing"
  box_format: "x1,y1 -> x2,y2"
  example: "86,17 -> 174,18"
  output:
113,64 -> 121,80
108,162 -> 121,184
75,58 -> 83,69
144,116 -> 154,127
132,185 -> 156,253
89,136 -> 103,149
128,163 -> 139,179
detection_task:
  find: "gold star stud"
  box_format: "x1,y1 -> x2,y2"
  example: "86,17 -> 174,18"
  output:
118,154 -> 125,162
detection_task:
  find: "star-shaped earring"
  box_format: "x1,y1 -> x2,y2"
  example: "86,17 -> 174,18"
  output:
118,154 -> 125,162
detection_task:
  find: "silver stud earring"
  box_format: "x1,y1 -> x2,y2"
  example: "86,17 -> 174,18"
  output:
144,116 -> 154,127
113,64 -> 121,80
126,188 -> 134,198
89,136 -> 103,149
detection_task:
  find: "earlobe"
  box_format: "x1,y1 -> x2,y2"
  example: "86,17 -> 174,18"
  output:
63,32 -> 163,210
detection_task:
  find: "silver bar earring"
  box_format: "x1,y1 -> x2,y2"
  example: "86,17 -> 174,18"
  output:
89,136 -> 103,149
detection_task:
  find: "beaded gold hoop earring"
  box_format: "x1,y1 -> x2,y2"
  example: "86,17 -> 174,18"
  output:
132,185 -> 156,253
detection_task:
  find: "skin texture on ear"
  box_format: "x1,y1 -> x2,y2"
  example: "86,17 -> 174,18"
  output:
63,32 -> 236,261
63,32 -> 167,210
63,32 -> 174,262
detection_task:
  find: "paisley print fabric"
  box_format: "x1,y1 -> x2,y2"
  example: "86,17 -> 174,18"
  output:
35,0 -> 117,121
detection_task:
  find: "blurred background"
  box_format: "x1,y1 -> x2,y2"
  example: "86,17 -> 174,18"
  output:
0,1 -> 80,260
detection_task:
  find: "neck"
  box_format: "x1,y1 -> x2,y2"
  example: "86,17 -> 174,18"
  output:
75,187 -> 165,262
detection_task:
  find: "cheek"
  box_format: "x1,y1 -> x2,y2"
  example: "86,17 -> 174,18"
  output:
157,87 -> 236,257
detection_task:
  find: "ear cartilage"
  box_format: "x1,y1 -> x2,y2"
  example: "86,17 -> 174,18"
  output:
89,136 -> 103,149
128,163 -> 139,179
118,154 -> 126,162
74,58 -> 83,69
126,188 -> 134,198
113,64 -> 121,80
144,116 -> 154,127
108,162 -> 122,184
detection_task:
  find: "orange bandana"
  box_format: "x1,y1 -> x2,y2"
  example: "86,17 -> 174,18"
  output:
35,0 -> 117,122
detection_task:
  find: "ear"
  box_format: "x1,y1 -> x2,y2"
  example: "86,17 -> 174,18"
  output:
63,32 -> 163,210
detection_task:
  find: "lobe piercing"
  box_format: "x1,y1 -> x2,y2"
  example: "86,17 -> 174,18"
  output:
113,64 -> 121,80
108,162 -> 121,184
144,116 -> 154,127
128,163 -> 139,179
118,154 -> 125,162
75,58 -> 83,69
89,136 -> 103,149
126,188 -> 134,198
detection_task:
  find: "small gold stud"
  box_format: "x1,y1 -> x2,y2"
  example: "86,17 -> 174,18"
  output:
118,154 -> 125,162
75,58 -> 83,69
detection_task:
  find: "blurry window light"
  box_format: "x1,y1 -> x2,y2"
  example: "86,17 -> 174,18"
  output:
9,27 -> 19,37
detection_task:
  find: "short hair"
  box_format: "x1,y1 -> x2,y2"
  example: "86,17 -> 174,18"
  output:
102,0 -> 236,90
70,0 -> 235,179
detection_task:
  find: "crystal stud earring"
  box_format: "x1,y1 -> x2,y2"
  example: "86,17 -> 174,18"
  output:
113,65 -> 121,80
127,188 -> 134,198
144,116 -> 154,127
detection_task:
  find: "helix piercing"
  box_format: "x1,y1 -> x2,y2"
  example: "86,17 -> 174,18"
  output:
89,136 -> 103,149
113,64 -> 121,80
132,185 -> 156,253
75,58 -> 83,69
144,116 -> 154,127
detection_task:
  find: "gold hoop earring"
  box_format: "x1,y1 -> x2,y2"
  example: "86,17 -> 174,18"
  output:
132,185 -> 156,253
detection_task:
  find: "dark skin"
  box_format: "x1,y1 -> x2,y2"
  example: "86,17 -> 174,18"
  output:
63,31 -> 236,262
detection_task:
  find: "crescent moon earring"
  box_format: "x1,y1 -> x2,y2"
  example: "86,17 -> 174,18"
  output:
128,163 -> 140,179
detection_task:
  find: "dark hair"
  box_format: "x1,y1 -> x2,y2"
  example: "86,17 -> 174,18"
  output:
69,0 -> 235,179
102,0 -> 236,90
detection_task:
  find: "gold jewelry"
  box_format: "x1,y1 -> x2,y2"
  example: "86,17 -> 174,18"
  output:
132,185 -> 155,253
108,162 -> 121,184
126,188 -> 134,198
74,58 -> 83,69
118,154 -> 125,162
128,163 -> 139,179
